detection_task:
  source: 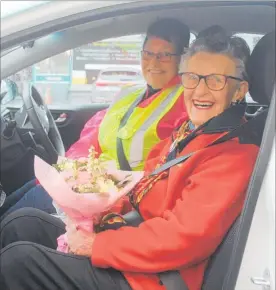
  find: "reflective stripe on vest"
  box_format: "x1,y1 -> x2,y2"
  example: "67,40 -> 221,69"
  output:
98,84 -> 183,170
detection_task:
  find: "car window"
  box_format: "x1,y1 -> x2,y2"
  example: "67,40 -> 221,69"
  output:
1,32 -> 264,108
2,33 -> 196,107
234,33 -> 263,52
233,33 -> 263,103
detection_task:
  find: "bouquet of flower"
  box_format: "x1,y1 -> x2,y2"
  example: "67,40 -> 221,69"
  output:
34,147 -> 143,253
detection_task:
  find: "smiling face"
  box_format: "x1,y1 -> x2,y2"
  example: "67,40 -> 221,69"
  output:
181,52 -> 248,128
141,37 -> 181,89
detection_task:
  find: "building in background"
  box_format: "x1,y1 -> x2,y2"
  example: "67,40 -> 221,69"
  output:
71,34 -> 143,86
3,32 -> 262,106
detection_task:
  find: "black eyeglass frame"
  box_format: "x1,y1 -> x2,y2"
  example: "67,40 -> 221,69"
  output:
179,72 -> 244,91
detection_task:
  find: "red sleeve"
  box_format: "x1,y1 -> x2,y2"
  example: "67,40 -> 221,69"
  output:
91,145 -> 258,272
156,93 -> 188,140
65,109 -> 107,159
100,196 -> 133,218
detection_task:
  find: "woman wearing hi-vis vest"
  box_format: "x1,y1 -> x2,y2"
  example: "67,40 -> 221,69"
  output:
0,18 -> 190,218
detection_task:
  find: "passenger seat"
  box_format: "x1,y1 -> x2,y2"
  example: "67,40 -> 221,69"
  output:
201,30 -> 275,290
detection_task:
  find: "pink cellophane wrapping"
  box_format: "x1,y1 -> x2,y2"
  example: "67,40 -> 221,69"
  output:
34,156 -> 143,253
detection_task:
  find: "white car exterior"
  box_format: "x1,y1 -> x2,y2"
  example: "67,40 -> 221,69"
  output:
1,1 -> 275,289
236,137 -> 275,290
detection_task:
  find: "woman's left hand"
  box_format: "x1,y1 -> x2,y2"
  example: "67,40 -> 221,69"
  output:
66,220 -> 96,257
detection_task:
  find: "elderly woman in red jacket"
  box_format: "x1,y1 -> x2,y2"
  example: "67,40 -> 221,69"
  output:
0,26 -> 259,290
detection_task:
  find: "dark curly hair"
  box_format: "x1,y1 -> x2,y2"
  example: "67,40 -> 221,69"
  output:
143,18 -> 190,55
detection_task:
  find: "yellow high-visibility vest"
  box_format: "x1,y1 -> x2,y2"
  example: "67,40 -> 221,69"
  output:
98,84 -> 183,170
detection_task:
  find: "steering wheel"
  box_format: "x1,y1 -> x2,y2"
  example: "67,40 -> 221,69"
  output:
22,84 -> 65,163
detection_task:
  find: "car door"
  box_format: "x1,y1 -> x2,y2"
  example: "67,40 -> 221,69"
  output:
236,140 -> 275,290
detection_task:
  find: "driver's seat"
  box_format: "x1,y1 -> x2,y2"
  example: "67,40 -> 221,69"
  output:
201,31 -> 275,290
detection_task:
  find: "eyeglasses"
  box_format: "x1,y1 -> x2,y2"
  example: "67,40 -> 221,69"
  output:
141,50 -> 179,62
180,72 -> 244,91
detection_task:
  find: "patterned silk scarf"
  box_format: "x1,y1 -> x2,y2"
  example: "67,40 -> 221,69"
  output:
98,120 -> 193,231
129,120 -> 192,210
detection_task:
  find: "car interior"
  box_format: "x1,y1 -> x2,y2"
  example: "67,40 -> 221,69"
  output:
0,1 -> 275,289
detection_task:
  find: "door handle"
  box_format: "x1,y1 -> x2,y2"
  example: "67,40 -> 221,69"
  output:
251,277 -> 270,288
251,269 -> 271,289
55,113 -> 68,124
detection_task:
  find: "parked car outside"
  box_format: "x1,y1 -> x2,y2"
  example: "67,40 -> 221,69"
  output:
92,66 -> 145,103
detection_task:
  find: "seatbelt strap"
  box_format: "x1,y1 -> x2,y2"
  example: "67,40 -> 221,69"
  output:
150,109 -> 268,176
116,91 -> 145,171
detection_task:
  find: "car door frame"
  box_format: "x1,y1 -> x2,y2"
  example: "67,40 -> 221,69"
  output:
223,87 -> 275,290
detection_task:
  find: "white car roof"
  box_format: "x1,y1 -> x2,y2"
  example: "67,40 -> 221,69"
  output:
1,1 -> 49,19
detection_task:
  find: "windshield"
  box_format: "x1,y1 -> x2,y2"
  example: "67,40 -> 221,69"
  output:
1,1 -> 49,19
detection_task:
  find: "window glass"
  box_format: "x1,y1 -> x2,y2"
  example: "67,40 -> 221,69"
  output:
234,33 -> 263,52
0,32 -> 197,107
234,33 -> 263,103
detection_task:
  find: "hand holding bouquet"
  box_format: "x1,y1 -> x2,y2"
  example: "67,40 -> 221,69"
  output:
34,147 -> 143,253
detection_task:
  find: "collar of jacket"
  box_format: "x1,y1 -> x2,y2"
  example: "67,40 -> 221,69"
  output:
176,104 -> 247,155
144,85 -> 161,99
144,75 -> 181,100
201,103 -> 247,134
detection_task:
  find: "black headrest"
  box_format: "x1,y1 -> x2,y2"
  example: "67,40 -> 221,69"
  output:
246,31 -> 275,105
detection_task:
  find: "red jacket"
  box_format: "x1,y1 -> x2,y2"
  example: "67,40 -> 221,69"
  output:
91,118 -> 259,290
66,76 -> 187,159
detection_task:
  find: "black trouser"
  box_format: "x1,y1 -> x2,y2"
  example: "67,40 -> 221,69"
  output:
0,208 -> 131,290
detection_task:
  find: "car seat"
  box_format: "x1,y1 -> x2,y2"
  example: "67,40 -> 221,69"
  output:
201,31 -> 275,290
